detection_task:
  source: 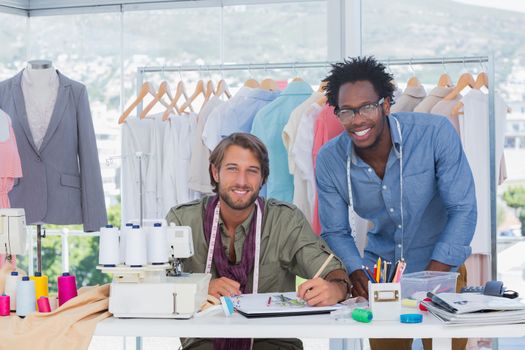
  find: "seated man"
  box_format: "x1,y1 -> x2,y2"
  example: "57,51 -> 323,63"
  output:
166,133 -> 350,350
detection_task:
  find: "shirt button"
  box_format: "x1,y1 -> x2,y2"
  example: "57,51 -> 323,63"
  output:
398,224 -> 402,229
389,208 -> 394,212
367,168 -> 372,172
36,157 -> 41,162
382,185 -> 387,190
397,244 -> 402,248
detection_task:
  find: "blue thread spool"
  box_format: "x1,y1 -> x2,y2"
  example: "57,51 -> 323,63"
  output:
16,276 -> 36,317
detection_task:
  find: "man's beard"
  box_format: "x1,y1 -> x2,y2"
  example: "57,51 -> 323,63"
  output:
218,186 -> 259,210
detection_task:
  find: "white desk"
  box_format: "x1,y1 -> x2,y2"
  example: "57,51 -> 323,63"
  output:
94,312 -> 525,350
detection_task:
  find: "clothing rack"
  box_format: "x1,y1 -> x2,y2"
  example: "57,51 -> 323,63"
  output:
136,55 -> 497,280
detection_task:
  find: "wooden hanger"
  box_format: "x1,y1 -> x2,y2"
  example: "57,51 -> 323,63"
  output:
443,72 -> 475,100
215,79 -> 232,99
118,82 -> 153,124
140,81 -> 169,119
244,79 -> 259,88
179,80 -> 205,114
204,80 -> 215,103
437,73 -> 453,88
162,81 -> 187,121
406,76 -> 421,88
260,78 -> 277,91
474,72 -> 488,90
291,76 -> 303,82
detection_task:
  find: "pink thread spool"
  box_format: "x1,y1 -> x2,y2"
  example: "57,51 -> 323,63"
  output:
37,296 -> 51,313
57,272 -> 78,307
0,294 -> 10,316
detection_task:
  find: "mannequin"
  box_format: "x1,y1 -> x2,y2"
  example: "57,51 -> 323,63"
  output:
21,60 -> 59,150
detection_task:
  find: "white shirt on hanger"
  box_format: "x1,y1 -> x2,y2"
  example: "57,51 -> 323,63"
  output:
162,112 -> 199,216
201,87 -> 253,151
121,115 -> 166,224
188,96 -> 226,194
460,89 -> 507,254
290,102 -> 323,223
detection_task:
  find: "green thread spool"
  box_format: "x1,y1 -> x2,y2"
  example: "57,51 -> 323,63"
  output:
351,308 -> 373,323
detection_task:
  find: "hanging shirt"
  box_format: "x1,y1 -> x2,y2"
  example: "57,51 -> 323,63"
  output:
162,113 -> 199,216
188,96 -> 226,194
316,113 -> 476,274
430,97 -> 463,135
202,87 -> 253,151
289,102 -> 323,222
121,114 -> 167,224
390,85 -> 426,113
251,81 -> 313,202
283,91 -> 323,174
460,90 -> 507,254
0,110 -> 23,209
311,105 -> 344,234
219,88 -> 280,138
413,86 -> 454,113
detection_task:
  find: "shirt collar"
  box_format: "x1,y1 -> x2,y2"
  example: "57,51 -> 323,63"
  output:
280,80 -> 313,96
247,88 -> 281,101
219,206 -> 256,239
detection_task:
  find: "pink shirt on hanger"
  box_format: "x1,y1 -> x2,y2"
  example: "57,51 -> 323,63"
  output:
0,112 -> 23,209
312,105 -> 344,234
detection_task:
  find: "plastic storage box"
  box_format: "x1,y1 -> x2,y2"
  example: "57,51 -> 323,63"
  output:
400,271 -> 459,300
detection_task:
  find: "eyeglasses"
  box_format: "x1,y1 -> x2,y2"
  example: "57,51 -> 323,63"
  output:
335,97 -> 385,122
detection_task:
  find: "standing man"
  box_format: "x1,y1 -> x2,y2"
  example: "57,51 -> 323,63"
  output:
167,133 -> 350,350
316,57 -> 476,350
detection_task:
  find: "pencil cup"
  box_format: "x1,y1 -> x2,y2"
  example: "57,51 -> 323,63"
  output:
368,282 -> 401,321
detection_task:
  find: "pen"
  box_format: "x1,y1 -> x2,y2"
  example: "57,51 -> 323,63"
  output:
362,265 -> 376,283
376,257 -> 382,283
267,296 -> 272,307
313,254 -> 334,279
388,260 -> 399,282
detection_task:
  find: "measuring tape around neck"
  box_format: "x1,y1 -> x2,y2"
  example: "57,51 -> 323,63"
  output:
346,116 -> 405,260
205,200 -> 263,294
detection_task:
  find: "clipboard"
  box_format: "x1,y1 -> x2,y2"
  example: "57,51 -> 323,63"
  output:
233,292 -> 342,318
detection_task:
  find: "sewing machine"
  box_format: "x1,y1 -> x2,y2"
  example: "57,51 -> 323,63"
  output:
0,208 -> 27,258
103,224 -> 211,319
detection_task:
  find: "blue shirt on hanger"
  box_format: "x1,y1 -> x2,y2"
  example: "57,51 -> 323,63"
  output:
251,81 -> 313,202
220,88 -> 280,137
316,112 -> 477,274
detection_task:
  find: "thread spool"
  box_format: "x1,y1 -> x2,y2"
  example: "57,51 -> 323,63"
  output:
99,224 -> 120,267
147,223 -> 168,265
0,294 -> 10,316
37,296 -> 51,313
16,276 -> 36,317
351,308 -> 373,323
120,223 -> 133,264
125,225 -> 147,267
57,272 -> 78,307
30,272 -> 49,308
5,271 -> 21,311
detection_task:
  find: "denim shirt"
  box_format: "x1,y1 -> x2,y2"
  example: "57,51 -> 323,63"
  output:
316,112 -> 477,274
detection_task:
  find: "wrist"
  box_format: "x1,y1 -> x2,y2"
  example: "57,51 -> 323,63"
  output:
329,278 -> 352,301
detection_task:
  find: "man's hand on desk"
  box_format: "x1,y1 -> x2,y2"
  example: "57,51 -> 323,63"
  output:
349,269 -> 369,300
296,277 -> 347,306
426,260 -> 452,272
208,277 -> 241,298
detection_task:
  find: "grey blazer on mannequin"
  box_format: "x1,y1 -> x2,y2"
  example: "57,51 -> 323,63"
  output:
0,71 -> 107,231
